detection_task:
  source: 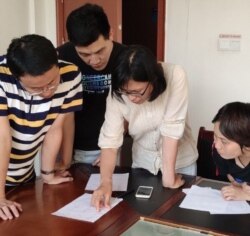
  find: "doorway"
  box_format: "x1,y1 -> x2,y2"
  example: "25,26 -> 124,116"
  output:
56,0 -> 165,60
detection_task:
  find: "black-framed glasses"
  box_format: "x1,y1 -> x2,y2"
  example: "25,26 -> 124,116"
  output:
117,82 -> 150,97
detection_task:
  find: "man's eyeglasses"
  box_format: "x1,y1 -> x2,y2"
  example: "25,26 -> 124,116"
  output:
20,78 -> 61,96
28,84 -> 59,96
117,82 -> 150,97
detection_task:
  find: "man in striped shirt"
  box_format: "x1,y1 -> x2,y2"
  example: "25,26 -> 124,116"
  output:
0,34 -> 82,220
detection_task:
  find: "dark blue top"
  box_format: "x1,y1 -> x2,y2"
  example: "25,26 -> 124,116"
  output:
213,148 -> 250,183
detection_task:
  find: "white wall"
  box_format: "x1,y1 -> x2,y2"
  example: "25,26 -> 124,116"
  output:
0,0 -> 56,54
166,0 -> 250,140
0,0 -> 31,54
1,0 -> 250,142
33,0 -> 57,46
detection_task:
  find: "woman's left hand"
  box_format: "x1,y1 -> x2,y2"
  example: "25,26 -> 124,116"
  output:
221,185 -> 244,201
162,173 -> 185,189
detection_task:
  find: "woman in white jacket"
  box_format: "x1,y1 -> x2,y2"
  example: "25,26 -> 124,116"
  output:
92,45 -> 198,210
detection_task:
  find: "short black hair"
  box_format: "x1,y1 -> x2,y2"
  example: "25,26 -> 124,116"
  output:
212,101 -> 250,147
6,34 -> 58,79
66,3 -> 110,46
112,45 -> 167,102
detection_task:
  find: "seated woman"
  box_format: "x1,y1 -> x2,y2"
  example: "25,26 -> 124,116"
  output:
91,45 -> 198,210
212,102 -> 250,201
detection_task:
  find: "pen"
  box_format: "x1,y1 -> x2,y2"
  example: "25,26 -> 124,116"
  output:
117,189 -> 134,198
235,178 -> 250,186
228,174 -> 244,185
235,178 -> 244,184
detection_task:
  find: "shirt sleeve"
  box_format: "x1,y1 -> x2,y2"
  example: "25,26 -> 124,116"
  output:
159,64 -> 188,139
98,90 -> 125,149
60,66 -> 83,113
0,86 -> 8,116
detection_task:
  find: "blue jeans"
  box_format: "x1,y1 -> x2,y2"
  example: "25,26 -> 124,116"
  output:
73,149 -> 101,164
176,162 -> 197,176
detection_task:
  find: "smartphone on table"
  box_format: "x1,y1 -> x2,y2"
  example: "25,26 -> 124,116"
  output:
135,186 -> 153,199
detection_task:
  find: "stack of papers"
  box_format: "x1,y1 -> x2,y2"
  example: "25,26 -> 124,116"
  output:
52,193 -> 123,222
180,185 -> 250,214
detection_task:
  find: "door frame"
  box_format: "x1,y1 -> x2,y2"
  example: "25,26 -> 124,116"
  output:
56,0 -> 165,60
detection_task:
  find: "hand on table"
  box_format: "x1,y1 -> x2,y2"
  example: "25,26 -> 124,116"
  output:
221,174 -> 250,201
91,182 -> 112,212
221,184 -> 248,201
242,182 -> 250,193
0,198 -> 22,220
42,170 -> 73,185
162,173 -> 185,189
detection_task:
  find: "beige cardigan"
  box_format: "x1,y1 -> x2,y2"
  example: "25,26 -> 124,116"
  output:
98,63 -> 198,175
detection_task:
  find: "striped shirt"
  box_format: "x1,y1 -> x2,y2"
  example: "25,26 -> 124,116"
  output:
0,56 -> 83,185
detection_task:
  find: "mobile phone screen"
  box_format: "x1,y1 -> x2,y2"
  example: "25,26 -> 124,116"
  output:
135,186 -> 153,198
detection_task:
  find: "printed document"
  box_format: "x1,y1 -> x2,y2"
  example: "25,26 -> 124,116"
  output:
85,173 -> 129,191
180,185 -> 250,214
52,193 -> 123,222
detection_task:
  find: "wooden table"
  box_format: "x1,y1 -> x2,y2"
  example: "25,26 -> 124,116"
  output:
2,164 -> 189,236
1,165 -> 248,235
2,165 -> 138,236
159,178 -> 250,236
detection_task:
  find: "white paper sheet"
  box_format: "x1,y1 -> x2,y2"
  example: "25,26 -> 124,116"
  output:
85,173 -> 129,191
180,185 -> 250,214
52,193 -> 123,222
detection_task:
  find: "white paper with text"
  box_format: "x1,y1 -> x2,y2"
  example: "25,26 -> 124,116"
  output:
52,193 -> 123,222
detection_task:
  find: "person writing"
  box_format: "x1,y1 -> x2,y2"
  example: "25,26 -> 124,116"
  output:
57,3 -> 126,166
91,45 -> 198,210
0,34 -> 82,220
212,101 -> 250,201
